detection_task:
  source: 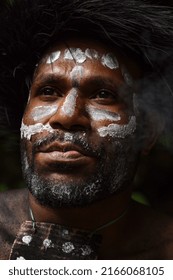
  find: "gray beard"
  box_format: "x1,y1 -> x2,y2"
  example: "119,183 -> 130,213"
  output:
21,139 -> 139,208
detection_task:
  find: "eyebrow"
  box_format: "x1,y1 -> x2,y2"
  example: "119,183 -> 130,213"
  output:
83,76 -> 123,88
32,73 -> 66,86
32,72 -> 125,91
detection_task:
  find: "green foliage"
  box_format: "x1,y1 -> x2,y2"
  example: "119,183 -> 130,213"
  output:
131,191 -> 150,206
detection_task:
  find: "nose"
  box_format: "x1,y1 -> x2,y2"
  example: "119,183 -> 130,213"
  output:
49,89 -> 90,131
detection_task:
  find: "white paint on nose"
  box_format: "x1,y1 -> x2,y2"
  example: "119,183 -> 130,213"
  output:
70,65 -> 84,81
61,89 -> 78,117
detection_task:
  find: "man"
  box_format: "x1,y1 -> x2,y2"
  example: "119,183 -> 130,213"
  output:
0,0 -> 173,260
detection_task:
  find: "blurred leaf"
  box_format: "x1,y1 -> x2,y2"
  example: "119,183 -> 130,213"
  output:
131,191 -> 150,206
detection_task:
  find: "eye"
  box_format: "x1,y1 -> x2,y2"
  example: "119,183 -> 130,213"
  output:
39,86 -> 59,96
90,89 -> 118,104
94,90 -> 115,99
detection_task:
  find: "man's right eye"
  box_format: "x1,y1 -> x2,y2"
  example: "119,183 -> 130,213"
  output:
39,86 -> 59,96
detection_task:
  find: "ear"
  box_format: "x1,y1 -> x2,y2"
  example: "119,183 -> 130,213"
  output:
141,112 -> 164,155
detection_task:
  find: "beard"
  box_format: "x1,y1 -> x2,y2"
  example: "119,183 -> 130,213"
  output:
21,131 -> 139,208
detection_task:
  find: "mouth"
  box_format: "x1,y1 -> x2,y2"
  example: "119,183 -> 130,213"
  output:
35,142 -> 96,167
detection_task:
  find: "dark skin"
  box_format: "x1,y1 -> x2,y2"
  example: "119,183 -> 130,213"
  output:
21,38 -> 173,259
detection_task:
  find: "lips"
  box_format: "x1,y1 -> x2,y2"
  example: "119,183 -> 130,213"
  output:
35,142 -> 95,166
36,142 -> 92,156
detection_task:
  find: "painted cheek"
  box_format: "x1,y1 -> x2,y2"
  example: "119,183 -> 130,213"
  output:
97,116 -> 136,138
86,105 -> 121,122
30,105 -> 59,121
20,121 -> 54,141
20,104 -> 59,140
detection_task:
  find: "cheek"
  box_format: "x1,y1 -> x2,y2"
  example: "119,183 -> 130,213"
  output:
21,104 -> 59,140
86,105 -> 136,139
97,116 -> 136,138
21,138 -> 33,169
30,105 -> 58,121
86,106 -> 121,122
23,104 -> 59,123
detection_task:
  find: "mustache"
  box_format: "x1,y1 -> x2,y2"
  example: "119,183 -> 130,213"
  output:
32,131 -> 102,157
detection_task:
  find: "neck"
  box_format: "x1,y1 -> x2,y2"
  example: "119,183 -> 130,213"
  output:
29,187 -> 132,232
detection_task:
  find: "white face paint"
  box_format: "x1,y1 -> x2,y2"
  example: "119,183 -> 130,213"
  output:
31,105 -> 58,121
70,65 -> 84,81
21,121 -> 54,140
101,53 -> 119,70
87,105 -> 121,122
60,88 -> 78,117
121,65 -> 133,87
45,48 -> 120,70
64,48 -> 87,63
46,50 -> 61,64
97,116 -> 136,138
85,48 -> 99,60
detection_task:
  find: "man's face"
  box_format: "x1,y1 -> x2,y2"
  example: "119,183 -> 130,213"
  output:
21,38 -> 140,208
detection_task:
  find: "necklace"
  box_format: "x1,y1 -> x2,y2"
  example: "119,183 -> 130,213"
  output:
29,205 -> 129,236
88,207 -> 129,236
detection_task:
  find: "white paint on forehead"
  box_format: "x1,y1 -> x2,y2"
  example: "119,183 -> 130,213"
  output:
70,65 -> 84,81
61,88 -> 78,117
97,115 -> 136,138
85,48 -> 99,60
87,105 -> 121,122
46,50 -> 61,64
121,65 -> 133,87
101,53 -> 119,70
45,47 -> 120,71
31,105 -> 58,121
64,48 -> 87,64
21,121 -> 54,140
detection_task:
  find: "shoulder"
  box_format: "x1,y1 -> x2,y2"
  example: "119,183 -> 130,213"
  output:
128,201 -> 173,259
0,188 -> 29,259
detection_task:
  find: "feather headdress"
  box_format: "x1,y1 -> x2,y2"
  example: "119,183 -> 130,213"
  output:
0,0 -> 173,131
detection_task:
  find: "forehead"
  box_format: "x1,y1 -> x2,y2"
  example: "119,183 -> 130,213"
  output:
34,38 -> 141,80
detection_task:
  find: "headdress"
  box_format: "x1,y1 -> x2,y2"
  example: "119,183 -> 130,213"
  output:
0,0 -> 173,131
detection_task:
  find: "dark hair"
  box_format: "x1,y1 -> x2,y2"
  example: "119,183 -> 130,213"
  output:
0,0 -> 173,131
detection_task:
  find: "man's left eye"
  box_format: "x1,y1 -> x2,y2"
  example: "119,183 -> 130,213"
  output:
91,89 -> 116,100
